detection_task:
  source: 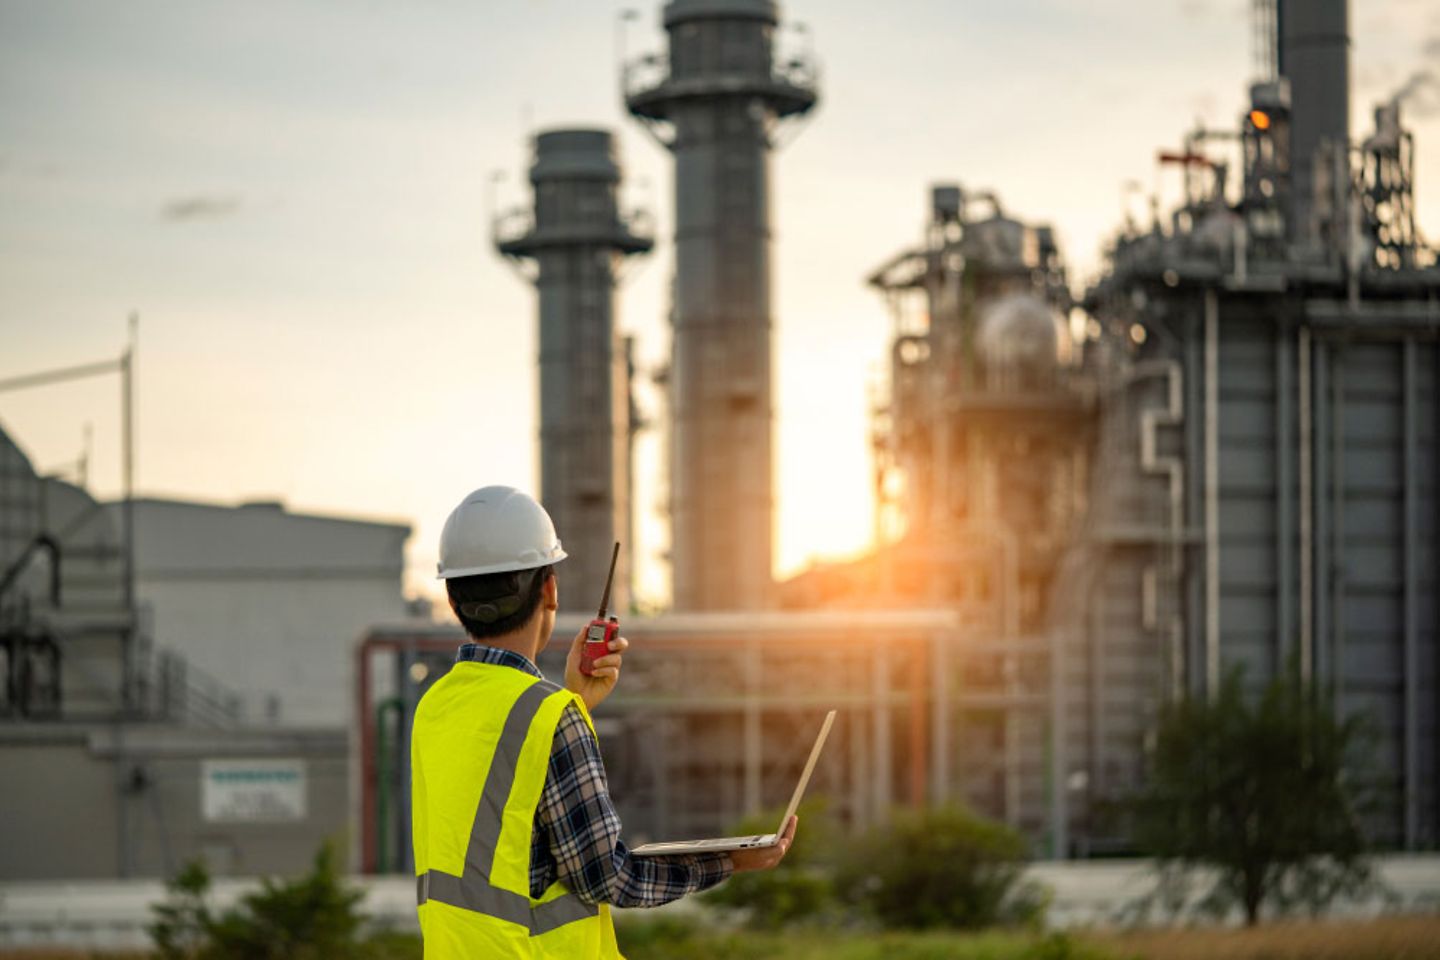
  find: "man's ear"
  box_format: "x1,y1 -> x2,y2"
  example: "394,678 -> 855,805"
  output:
541,571 -> 559,612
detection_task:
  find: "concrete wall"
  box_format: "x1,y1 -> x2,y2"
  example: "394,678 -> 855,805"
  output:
116,499 -> 410,728
0,724 -> 349,881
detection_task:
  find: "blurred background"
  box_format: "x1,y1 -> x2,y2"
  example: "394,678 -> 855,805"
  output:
2,0 -> 1439,952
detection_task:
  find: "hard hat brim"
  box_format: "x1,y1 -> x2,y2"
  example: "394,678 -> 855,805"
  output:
436,548 -> 568,580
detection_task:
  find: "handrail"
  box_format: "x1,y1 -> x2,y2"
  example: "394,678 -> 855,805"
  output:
0,534 -> 61,608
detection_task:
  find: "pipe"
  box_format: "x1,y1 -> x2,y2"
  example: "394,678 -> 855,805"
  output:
1185,311 -> 1207,697
376,697 -> 403,873
1090,570 -> 1107,801
872,643 -> 891,818
0,357 -> 122,394
1298,326 -> 1313,682
122,316 -> 136,713
1277,324 -> 1294,681
1402,340 -> 1418,849
1048,621 -> 1066,859
1331,349 -> 1347,713
1135,359 -> 1186,696
397,645 -> 418,875
1313,340 -> 1331,686
743,635 -> 762,816
0,534 -> 62,607
357,637 -> 376,872
1204,289 -> 1221,697
1004,672 -> 1022,829
909,643 -> 926,809
930,628 -> 950,807
1232,217 -> 1249,285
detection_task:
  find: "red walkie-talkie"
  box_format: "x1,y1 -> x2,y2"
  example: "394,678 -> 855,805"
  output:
579,542 -> 621,677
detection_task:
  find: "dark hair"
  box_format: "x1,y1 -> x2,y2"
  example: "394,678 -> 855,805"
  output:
446,565 -> 553,641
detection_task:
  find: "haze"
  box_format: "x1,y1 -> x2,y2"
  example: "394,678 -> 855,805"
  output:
2,0 -> 1436,604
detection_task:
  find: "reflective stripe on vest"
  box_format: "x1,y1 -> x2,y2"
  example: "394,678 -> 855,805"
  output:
415,676 -> 599,936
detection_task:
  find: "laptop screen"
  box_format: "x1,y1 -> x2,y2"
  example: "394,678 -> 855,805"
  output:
776,710 -> 837,835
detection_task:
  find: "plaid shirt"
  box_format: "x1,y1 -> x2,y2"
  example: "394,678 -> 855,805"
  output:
454,643 -> 733,907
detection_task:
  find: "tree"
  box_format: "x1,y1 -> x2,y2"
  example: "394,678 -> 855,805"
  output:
1133,664 -> 1377,925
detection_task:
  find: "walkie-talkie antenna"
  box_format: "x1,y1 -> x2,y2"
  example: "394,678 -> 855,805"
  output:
596,542 -> 620,619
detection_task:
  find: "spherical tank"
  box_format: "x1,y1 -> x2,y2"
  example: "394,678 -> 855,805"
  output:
975,293 -> 1062,385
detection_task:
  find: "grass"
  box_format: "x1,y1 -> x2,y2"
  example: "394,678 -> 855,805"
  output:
4,916 -> 1440,960
1094,915 -> 1440,960
616,916 -> 1440,960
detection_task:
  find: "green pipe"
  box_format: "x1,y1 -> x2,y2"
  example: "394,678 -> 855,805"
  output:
376,697 -> 403,874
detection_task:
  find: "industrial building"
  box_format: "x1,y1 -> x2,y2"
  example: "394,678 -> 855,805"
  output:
0,421 -> 411,879
1061,0 -> 1440,849
786,0 -> 1440,853
121,497 -> 410,727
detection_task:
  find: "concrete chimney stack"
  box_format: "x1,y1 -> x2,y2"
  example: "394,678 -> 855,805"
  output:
496,129 -> 652,611
626,0 -> 818,610
1278,0 -> 1351,243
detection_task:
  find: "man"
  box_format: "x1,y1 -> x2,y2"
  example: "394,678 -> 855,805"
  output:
412,486 -> 796,958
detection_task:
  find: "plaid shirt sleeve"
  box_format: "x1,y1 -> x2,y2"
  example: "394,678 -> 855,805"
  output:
535,702 -> 733,908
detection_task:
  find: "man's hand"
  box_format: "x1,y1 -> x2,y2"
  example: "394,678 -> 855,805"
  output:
729,815 -> 797,873
564,627 -> 628,713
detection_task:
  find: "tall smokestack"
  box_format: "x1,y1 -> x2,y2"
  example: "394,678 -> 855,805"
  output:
1278,0 -> 1351,243
626,0 -> 818,610
496,129 -> 652,611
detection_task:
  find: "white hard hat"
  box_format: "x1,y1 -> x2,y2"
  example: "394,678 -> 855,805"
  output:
436,486 -> 568,579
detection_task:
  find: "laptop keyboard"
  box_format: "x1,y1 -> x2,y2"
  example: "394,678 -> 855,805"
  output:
651,835 -> 768,850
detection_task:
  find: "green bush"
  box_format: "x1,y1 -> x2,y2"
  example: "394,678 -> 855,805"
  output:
206,844 -> 365,959
835,805 -> 1045,931
149,843 -> 378,960
702,798 -> 842,929
149,860 -> 212,960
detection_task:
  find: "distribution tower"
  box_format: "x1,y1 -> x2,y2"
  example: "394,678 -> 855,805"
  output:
626,0 -> 818,610
496,129 -> 652,611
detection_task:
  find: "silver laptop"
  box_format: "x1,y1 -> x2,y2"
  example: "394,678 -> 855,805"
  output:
631,709 -> 836,856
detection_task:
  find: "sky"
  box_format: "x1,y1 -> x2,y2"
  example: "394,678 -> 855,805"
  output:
2,0 -> 1438,607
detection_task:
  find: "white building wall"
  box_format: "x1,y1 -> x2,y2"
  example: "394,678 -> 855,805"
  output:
114,499 -> 410,728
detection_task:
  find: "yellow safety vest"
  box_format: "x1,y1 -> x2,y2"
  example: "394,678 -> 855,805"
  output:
412,662 -> 622,958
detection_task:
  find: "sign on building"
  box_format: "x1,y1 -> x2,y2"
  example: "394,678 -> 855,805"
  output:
201,759 -> 307,822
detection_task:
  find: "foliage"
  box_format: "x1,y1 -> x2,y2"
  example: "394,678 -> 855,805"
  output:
1131,663 -> 1378,925
148,860 -> 212,960
702,798 -> 842,929
614,915 -> 760,960
205,843 -> 365,959
834,805 -> 1045,931
148,843 -> 372,960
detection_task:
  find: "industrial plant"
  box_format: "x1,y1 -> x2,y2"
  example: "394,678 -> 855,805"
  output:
362,0 -> 1439,866
1,0 -> 1437,921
